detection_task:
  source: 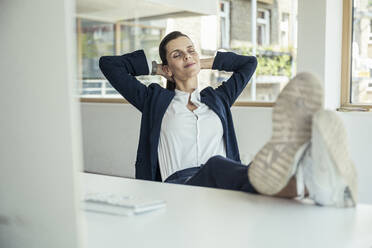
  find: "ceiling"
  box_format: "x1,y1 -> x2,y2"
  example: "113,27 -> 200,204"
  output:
76,0 -> 219,22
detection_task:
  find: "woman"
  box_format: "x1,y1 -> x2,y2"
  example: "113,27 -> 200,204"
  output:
99,31 -> 357,207
99,31 -> 258,193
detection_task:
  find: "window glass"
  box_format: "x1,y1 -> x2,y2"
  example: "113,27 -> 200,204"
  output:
120,22 -> 163,59
79,20 -> 114,96
80,20 -> 114,79
351,0 -> 372,104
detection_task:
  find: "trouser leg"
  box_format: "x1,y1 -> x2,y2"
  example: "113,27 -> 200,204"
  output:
185,155 -> 258,194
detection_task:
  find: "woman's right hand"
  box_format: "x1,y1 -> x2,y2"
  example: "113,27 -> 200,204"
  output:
156,64 -> 174,82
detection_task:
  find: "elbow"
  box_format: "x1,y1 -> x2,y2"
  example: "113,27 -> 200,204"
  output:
249,56 -> 258,74
99,56 -> 109,71
244,56 -> 258,73
251,56 -> 258,70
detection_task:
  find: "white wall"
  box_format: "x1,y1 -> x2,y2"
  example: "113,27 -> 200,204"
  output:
0,0 -> 84,247
297,0 -> 343,109
81,103 -> 271,178
81,103 -> 272,177
81,103 -> 372,204
338,112 -> 372,205
81,103 -> 141,178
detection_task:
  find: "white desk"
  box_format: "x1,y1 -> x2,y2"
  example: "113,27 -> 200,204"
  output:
83,173 -> 372,248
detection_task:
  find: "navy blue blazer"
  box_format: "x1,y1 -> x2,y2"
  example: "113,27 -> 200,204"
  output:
99,50 -> 257,181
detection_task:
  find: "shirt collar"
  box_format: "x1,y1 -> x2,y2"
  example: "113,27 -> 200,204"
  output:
174,88 -> 201,107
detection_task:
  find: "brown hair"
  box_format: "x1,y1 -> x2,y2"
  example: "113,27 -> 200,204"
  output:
159,31 -> 189,91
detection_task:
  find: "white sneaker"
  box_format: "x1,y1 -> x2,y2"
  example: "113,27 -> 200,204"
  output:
248,72 -> 323,195
297,110 -> 358,207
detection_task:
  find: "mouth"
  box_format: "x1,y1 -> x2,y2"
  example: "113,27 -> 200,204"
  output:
184,63 -> 196,68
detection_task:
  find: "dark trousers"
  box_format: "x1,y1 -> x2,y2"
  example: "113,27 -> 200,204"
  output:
164,155 -> 257,194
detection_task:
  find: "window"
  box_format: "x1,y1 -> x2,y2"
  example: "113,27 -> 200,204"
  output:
257,9 -> 270,46
281,13 -> 290,47
77,20 -> 115,96
220,1 -> 230,48
78,0 -> 298,105
369,19 -> 372,44
120,22 -> 163,58
341,0 -> 372,108
77,19 -> 164,98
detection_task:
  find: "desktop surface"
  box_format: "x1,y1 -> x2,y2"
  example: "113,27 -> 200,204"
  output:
83,173 -> 372,248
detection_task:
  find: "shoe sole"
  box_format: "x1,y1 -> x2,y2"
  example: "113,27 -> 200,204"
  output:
312,110 -> 358,207
248,72 -> 323,195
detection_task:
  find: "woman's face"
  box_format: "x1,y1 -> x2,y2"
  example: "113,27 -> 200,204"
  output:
164,36 -> 200,82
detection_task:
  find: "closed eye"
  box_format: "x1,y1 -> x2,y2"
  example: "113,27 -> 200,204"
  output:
172,52 -> 181,58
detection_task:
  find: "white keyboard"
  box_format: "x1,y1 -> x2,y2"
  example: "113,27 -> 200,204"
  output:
84,193 -> 166,216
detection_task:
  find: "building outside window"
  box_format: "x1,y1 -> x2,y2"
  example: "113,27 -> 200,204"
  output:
228,0 -> 297,102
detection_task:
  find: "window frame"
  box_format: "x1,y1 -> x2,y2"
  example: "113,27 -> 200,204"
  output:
341,0 -> 372,110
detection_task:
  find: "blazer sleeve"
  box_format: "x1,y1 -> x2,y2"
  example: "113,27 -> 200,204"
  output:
212,51 -> 257,107
99,50 -> 150,112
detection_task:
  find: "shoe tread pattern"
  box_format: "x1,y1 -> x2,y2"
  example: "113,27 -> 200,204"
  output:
249,73 -> 323,195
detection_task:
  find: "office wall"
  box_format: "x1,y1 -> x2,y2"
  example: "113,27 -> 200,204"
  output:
81,103 -> 272,178
81,103 -> 372,204
297,0 -> 343,109
0,0 -> 84,248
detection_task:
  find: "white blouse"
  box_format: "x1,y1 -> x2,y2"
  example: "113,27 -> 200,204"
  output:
157,89 -> 226,181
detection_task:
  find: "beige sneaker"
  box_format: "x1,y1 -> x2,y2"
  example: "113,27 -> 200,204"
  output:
248,72 -> 323,195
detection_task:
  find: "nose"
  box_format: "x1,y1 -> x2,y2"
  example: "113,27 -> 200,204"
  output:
184,52 -> 191,61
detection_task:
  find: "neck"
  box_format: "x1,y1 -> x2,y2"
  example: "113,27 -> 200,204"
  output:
175,76 -> 198,93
